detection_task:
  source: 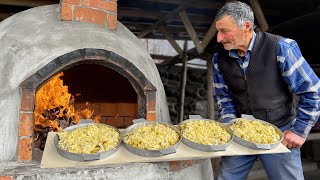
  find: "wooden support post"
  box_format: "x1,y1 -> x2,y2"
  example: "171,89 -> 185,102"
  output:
159,25 -> 183,57
206,55 -> 214,119
179,10 -> 204,54
249,0 -> 269,31
201,21 -> 217,51
137,5 -> 185,38
177,41 -> 188,123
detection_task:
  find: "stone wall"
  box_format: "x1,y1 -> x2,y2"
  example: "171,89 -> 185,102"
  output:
157,65 -> 219,124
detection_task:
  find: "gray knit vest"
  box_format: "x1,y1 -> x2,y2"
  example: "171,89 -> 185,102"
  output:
217,32 -> 295,127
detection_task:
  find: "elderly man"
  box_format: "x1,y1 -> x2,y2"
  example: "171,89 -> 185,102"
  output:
213,1 -> 320,180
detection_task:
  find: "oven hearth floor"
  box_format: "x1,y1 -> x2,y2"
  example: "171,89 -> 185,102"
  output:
0,159 -> 213,180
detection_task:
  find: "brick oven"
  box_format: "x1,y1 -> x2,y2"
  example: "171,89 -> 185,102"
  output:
0,1 -> 213,179
0,0 -> 170,162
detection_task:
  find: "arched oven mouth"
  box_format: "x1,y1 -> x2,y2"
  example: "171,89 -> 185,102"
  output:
19,48 -> 157,161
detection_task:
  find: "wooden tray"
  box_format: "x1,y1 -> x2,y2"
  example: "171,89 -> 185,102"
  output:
41,132 -> 290,168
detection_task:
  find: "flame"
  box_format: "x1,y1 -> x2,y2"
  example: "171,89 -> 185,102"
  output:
34,72 -> 98,132
73,102 -> 100,124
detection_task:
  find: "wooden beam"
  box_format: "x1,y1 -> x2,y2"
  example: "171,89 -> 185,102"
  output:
206,54 -> 214,119
307,133 -> 320,141
119,8 -> 213,24
123,21 -> 208,33
179,10 -> 203,54
249,0 -> 269,31
200,20 -> 217,51
118,9 -> 163,20
145,0 -> 223,10
177,41 -> 188,123
159,47 -> 197,66
150,54 -> 174,61
0,0 -> 57,7
159,25 -> 183,56
137,5 -> 186,38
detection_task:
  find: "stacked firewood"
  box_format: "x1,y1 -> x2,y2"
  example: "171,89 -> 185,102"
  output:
34,106 -> 75,150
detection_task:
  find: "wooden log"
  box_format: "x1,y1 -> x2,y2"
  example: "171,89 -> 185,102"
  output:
179,10 -> 203,54
200,21 -> 217,51
206,54 -> 214,119
177,41 -> 188,123
249,0 -> 269,31
159,25 -> 183,56
137,5 -> 186,38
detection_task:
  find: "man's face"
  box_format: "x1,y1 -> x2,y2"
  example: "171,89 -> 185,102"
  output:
215,16 -> 246,50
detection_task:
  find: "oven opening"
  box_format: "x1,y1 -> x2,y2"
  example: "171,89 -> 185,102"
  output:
34,64 -> 138,151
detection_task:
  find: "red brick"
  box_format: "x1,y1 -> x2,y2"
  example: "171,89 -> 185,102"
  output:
74,102 -> 100,117
92,103 -> 100,115
99,116 -> 108,124
107,13 -> 117,30
169,161 -> 181,171
61,0 -> 80,5
20,89 -> 35,111
106,117 -> 124,128
74,6 -> 108,26
146,91 -> 156,111
19,113 -> 34,136
117,103 -> 138,116
60,3 -> 73,21
123,116 -> 134,127
74,102 -> 86,110
81,0 -> 117,12
99,103 -> 117,116
146,111 -> 156,121
18,138 -> 33,161
183,160 -> 193,167
0,176 -> 13,180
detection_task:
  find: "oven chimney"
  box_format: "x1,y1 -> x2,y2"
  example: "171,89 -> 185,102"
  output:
60,0 -> 117,30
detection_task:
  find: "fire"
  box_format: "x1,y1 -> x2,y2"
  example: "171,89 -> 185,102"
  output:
73,102 -> 100,124
34,72 -> 72,131
34,72 -> 99,132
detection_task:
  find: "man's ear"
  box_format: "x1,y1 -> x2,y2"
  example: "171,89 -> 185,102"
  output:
244,21 -> 252,31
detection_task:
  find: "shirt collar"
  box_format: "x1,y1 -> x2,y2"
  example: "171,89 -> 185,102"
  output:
229,31 -> 256,58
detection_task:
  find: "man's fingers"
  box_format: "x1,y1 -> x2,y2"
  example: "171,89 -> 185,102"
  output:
281,139 -> 288,146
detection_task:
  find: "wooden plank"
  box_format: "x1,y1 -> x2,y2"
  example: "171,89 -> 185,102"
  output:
150,54 -> 174,61
123,22 -> 208,37
179,10 -> 203,54
177,41 -> 188,123
118,8 -> 213,24
200,20 -> 217,50
249,0 -> 269,32
307,132 -> 320,141
137,5 -> 186,38
206,54 -> 214,119
118,9 -> 163,20
145,0 -> 223,10
41,132 -> 290,168
159,25 -> 183,56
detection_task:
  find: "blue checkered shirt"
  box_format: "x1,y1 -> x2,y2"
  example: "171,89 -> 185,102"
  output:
213,32 -> 320,138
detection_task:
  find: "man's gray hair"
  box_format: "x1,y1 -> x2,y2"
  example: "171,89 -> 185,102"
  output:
215,1 -> 254,30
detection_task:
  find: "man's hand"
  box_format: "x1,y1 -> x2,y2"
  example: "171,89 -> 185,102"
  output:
281,130 -> 306,148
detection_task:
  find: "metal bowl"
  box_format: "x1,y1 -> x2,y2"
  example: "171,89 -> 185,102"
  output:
122,119 -> 182,157
179,118 -> 233,152
54,119 -> 122,161
228,118 -> 283,150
